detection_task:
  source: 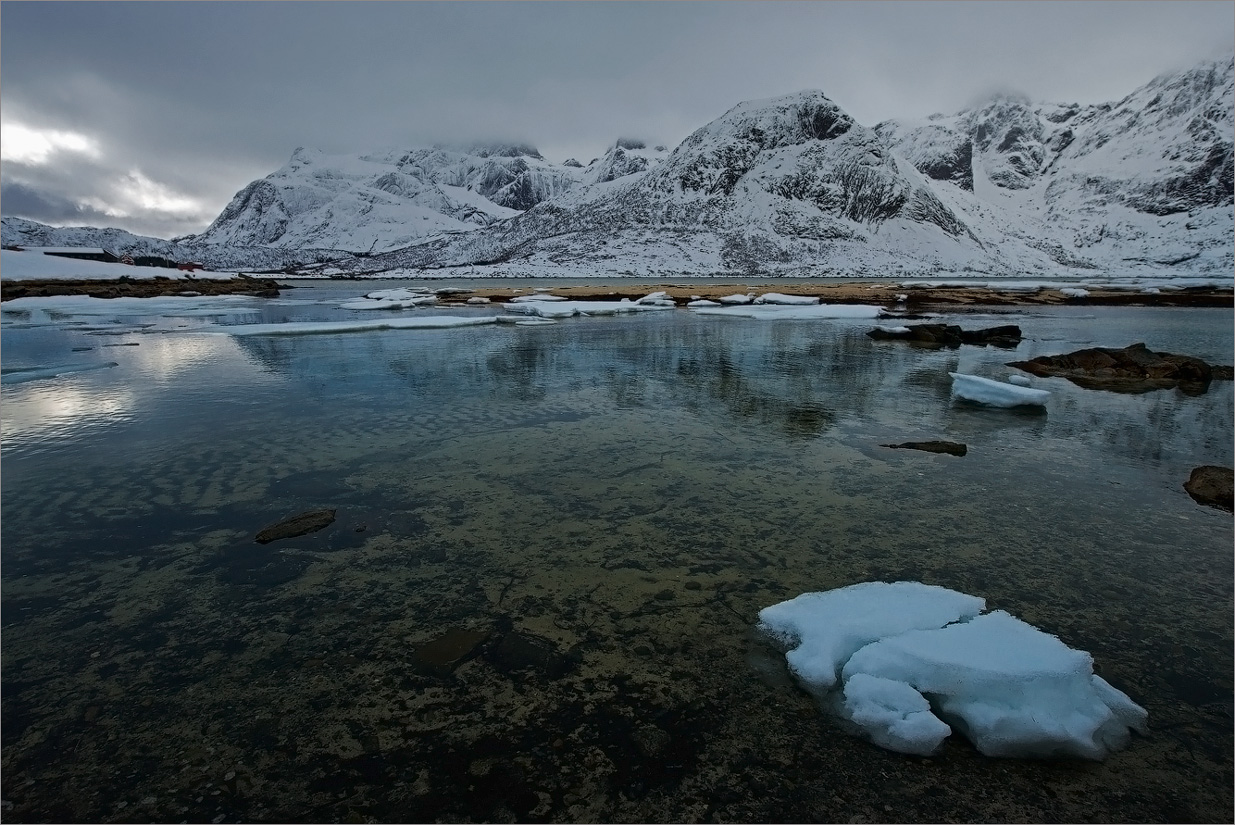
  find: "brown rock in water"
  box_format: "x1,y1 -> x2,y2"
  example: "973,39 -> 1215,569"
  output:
868,324 -> 1021,349
1184,466 -> 1234,512
255,508 -> 336,544
882,441 -> 968,457
1008,343 -> 1233,394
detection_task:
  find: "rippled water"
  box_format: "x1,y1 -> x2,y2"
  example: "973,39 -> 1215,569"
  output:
2,283 -> 1232,823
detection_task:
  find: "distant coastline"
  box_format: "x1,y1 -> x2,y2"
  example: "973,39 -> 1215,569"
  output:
2,276 -> 1231,307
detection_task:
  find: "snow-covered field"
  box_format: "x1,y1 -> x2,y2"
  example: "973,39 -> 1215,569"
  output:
0,249 -> 237,280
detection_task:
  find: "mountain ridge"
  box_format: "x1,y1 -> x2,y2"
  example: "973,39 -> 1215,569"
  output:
4,56 -> 1231,279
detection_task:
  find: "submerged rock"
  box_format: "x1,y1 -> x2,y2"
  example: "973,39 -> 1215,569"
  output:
868,323 -> 1022,349
255,508 -> 337,544
412,627 -> 491,676
882,441 -> 968,457
1008,343 -> 1234,394
1183,466 -> 1234,512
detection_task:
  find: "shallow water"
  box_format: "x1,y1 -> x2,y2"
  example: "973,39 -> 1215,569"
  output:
2,285 -> 1232,823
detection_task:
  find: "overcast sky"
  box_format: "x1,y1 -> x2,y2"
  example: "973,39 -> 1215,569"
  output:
2,1 -> 1232,239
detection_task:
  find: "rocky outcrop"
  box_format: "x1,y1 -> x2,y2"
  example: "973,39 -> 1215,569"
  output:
255,508 -> 337,544
1008,343 -> 1234,394
881,441 -> 967,456
868,324 -> 1022,348
1184,466 -> 1234,511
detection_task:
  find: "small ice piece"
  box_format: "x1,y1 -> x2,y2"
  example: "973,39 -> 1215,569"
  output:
717,293 -> 754,305
1060,288 -> 1090,298
753,293 -> 820,305
636,291 -> 669,304
950,372 -> 1049,408
508,294 -> 568,302
687,299 -> 721,307
842,674 -> 952,756
757,582 -> 985,695
364,288 -> 432,301
1141,287 -> 1161,295
841,610 -> 1148,760
693,304 -> 884,320
514,319 -> 557,326
1008,374 -> 1032,386
875,325 -> 911,335
895,294 -> 908,303
466,297 -> 491,304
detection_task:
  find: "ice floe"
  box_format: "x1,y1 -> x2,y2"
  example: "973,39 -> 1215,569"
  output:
753,293 -> 820,305
501,300 -> 674,319
717,293 -> 755,305
340,288 -> 438,310
210,316 -> 497,336
691,304 -> 884,320
759,582 -> 1147,759
1060,288 -> 1090,298
1,361 -> 120,385
1007,374 -> 1032,386
950,372 -> 1050,408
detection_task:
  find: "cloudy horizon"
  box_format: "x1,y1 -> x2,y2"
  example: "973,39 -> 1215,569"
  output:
2,1 -> 1232,240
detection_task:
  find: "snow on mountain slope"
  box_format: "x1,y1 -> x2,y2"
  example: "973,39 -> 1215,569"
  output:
579,139 -> 670,185
336,90 -> 1048,278
0,215 -> 353,272
186,144 -> 584,254
875,56 -> 1234,276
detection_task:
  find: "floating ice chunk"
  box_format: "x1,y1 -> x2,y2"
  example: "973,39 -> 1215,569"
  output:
214,316 -> 497,336
842,673 -> 953,756
875,325 -> 911,334
0,361 -> 120,385
636,291 -> 669,304
753,293 -> 820,305
687,299 -> 721,307
693,304 -> 883,321
757,582 -> 985,695
514,319 -> 557,326
1141,287 -> 1161,295
466,297 -> 491,304
895,294 -> 908,303
1007,374 -> 1032,386
950,372 -> 1049,408
340,295 -> 436,310
717,293 -> 754,304
842,610 -> 1148,759
502,300 -> 672,319
761,582 -> 1147,760
508,293 -> 568,302
364,288 -> 433,301
1060,288 -> 1090,298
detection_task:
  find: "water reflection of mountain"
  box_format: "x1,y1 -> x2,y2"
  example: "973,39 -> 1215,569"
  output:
226,312 -> 1233,470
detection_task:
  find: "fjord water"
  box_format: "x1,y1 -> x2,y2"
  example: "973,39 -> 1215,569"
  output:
2,284 -> 1231,823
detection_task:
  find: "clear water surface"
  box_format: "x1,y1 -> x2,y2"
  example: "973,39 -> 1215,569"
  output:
2,281 -> 1232,822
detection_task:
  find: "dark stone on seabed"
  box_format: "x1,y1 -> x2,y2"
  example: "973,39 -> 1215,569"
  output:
1183,466 -> 1234,512
882,441 -> 968,457
412,627 -> 491,676
255,508 -> 337,544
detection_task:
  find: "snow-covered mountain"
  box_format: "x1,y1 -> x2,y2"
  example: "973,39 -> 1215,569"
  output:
4,56 -> 1230,279
314,56 -> 1231,279
874,57 -> 1233,274
0,215 -> 351,272
181,144 -> 578,254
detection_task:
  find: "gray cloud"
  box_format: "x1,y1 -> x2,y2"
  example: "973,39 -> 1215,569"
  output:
2,1 -> 1231,239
